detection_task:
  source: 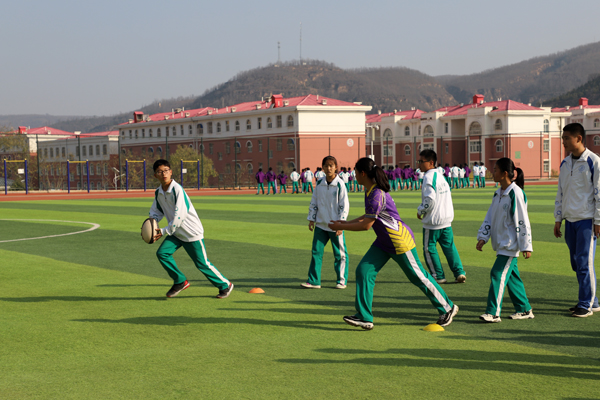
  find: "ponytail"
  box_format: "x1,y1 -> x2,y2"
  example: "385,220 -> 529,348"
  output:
354,157 -> 390,192
496,157 -> 524,190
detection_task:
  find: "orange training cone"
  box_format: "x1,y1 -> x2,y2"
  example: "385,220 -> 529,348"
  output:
249,288 -> 265,294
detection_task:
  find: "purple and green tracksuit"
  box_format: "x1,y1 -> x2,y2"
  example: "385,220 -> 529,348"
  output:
352,186 -> 454,323
266,171 -> 277,194
255,171 -> 266,194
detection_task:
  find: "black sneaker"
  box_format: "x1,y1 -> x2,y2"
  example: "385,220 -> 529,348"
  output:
216,282 -> 234,299
166,280 -> 190,297
571,305 -> 600,312
343,315 -> 374,330
572,307 -> 593,318
437,305 -> 459,327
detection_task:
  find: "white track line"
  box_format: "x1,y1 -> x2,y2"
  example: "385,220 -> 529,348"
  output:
0,219 -> 100,243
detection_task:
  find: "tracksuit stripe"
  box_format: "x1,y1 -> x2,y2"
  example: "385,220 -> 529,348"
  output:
495,257 -> 513,317
423,229 -> 437,278
200,240 -> 230,285
406,250 -> 451,312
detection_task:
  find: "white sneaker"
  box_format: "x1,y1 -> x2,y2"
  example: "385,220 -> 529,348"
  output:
508,310 -> 534,320
593,305 -> 600,312
436,278 -> 447,284
343,315 -> 374,330
335,283 -> 347,289
301,282 -> 321,289
479,313 -> 501,323
455,275 -> 466,283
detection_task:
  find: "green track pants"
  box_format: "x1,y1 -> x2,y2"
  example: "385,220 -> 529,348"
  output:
256,183 -> 265,194
267,181 -> 276,194
156,235 -> 230,290
292,181 -> 299,193
354,246 -> 454,322
307,227 -> 349,286
486,255 -> 531,317
423,227 -> 465,281
279,183 -> 287,193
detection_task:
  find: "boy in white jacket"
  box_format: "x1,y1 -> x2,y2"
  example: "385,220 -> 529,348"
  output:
149,159 -> 233,299
477,158 -> 533,322
417,150 -> 466,284
302,156 -> 350,289
554,123 -> 600,317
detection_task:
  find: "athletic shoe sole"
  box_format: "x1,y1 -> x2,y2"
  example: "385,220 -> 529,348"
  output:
508,311 -> 535,320
479,313 -> 501,323
166,281 -> 190,298
343,316 -> 374,330
216,283 -> 234,299
301,283 -> 321,289
335,284 -> 347,289
437,305 -> 459,327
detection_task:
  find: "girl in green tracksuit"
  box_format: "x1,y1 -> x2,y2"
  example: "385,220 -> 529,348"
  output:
476,157 -> 533,323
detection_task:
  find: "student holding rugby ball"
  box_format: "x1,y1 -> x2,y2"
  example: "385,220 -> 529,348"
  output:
149,159 -> 233,299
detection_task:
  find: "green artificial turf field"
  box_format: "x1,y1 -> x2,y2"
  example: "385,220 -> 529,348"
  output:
1,186 -> 599,399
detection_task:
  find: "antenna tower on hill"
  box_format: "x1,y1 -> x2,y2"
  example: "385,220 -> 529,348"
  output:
278,41 -> 281,64
299,22 -> 302,62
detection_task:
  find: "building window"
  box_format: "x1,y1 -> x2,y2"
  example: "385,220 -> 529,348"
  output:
469,140 -> 481,153
404,145 -> 411,155
267,118 -> 272,129
418,126 -> 421,136
136,130 -> 139,138
287,139 -> 295,151
594,136 -> 600,146
45,148 -> 49,158
188,125 -> 192,135
104,164 -> 108,175
218,152 -> 222,161
258,140 -> 263,152
157,146 -> 163,155
277,115 -> 282,128
142,129 -> 146,138
287,115 -> 294,127
235,121 -> 240,131
495,119 -> 502,131
50,148 -> 54,158
96,145 -> 100,156
61,147 -> 66,157
469,122 -> 482,136
180,125 -> 184,135
422,143 -> 433,150
543,139 -> 550,151
209,143 -> 214,155
543,119 -> 549,133
82,146 -> 87,157
149,147 -> 154,155
217,122 -> 221,133
595,119 -> 600,128
288,161 -> 296,169
225,142 -> 231,154
268,149 -> 273,159
445,143 -> 449,154
157,128 -> 162,137
495,139 -> 503,152
404,126 -> 410,136
423,125 -> 434,137
225,164 -> 231,173
235,141 -> 241,154
543,160 -> 549,172
208,122 -> 213,134
257,118 -> 262,129
246,120 -> 251,130
102,144 -> 107,155
129,131 -> 133,139
226,121 -> 230,132
276,138 -> 282,151
89,145 -> 93,156
444,123 -> 449,134
247,163 -> 253,174
246,141 -> 253,153
197,124 -> 203,134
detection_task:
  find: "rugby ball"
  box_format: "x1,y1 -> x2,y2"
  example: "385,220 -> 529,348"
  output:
141,218 -> 159,244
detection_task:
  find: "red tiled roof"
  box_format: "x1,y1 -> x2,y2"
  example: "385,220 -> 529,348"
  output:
121,95 -> 365,126
22,126 -> 74,136
442,100 -> 542,116
366,109 -> 424,123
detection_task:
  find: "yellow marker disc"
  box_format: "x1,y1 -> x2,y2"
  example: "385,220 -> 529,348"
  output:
423,323 -> 445,332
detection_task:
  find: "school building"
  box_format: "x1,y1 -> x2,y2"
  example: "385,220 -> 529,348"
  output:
116,94 -> 372,177
365,95 -> 600,179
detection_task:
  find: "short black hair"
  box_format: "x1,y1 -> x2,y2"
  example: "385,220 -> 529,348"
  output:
563,122 -> 586,142
419,149 -> 437,165
153,159 -> 170,172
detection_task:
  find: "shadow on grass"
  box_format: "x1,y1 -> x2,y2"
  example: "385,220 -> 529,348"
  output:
443,329 -> 600,349
276,348 -> 600,380
71,316 -> 364,332
0,296 -> 211,302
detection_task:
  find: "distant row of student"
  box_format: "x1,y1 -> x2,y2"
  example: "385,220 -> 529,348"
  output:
148,122 -> 598,330
254,166 -> 364,195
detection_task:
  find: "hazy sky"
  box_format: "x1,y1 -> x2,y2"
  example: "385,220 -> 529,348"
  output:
2,0 -> 600,116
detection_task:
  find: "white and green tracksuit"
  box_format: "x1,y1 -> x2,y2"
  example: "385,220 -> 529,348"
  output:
418,169 -> 465,280
477,183 -> 532,316
306,175 -> 350,286
149,180 -> 230,290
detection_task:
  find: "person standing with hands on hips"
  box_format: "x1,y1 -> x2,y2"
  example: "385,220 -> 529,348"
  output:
302,156 -> 350,289
554,122 -> 600,317
329,157 -> 458,330
477,158 -> 533,322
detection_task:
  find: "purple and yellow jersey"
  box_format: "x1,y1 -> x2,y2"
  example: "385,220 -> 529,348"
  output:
365,186 -> 416,254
